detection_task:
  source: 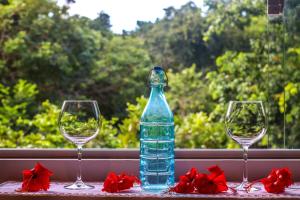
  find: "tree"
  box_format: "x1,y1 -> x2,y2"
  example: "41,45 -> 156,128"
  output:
86,36 -> 152,117
90,11 -> 112,37
0,0 -> 105,102
136,2 -> 208,71
166,65 -> 213,116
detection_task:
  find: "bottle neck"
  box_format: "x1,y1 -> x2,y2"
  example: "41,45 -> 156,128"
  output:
150,85 -> 164,97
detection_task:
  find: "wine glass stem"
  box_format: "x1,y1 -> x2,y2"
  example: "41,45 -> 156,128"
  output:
243,146 -> 249,183
77,145 -> 83,182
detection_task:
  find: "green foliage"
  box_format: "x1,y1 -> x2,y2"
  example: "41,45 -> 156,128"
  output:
117,96 -> 147,148
0,80 -> 64,148
31,101 -> 67,148
60,115 -> 99,138
167,65 -> 213,115
87,117 -> 120,148
0,0 -> 300,149
89,36 -> 152,117
0,81 -> 124,148
0,0 -> 104,101
137,2 -> 208,71
90,11 -> 112,37
175,112 -> 227,148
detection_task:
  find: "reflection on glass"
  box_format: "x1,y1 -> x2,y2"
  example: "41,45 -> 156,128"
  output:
225,101 -> 267,191
58,100 -> 101,190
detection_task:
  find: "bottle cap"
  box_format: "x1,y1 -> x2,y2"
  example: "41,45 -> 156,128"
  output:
149,66 -> 168,86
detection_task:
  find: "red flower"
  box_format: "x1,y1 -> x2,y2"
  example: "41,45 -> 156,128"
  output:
185,167 -> 198,181
170,166 -> 228,194
170,168 -> 197,193
20,162 -> 53,192
102,172 -> 140,193
118,173 -> 141,191
170,175 -> 195,193
194,165 -> 228,194
102,172 -> 119,193
260,168 -> 293,193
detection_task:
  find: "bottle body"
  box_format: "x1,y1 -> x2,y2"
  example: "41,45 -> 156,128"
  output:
140,67 -> 174,191
140,121 -> 174,191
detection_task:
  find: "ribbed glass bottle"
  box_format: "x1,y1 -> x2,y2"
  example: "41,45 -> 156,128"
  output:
140,66 -> 174,192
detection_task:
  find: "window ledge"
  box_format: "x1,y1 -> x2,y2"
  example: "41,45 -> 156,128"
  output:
0,148 -> 299,159
1,181 -> 300,200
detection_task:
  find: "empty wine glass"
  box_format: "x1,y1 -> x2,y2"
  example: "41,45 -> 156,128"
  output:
225,101 -> 267,191
58,100 -> 101,190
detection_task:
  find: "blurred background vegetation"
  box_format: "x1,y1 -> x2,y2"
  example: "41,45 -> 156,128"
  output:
0,0 -> 299,148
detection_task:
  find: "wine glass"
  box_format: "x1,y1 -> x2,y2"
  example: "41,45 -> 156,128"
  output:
58,100 -> 101,190
225,101 -> 267,191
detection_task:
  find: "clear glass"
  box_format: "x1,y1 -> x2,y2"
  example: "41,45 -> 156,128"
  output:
225,101 -> 267,191
283,1 -> 300,191
58,100 -> 101,190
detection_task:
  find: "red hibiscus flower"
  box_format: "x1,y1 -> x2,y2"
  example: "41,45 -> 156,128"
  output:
170,168 -> 197,193
171,175 -> 195,193
185,167 -> 198,181
102,172 -> 140,193
260,168 -> 293,193
20,162 -> 53,192
102,172 -> 119,193
118,173 -> 141,191
194,165 -> 228,194
170,166 -> 228,194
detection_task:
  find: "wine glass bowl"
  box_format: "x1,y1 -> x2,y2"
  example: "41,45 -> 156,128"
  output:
59,107 -> 100,145
58,100 -> 101,190
226,101 -> 267,147
225,101 -> 267,191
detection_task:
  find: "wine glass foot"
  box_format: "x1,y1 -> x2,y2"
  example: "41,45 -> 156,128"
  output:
236,182 -> 259,192
64,180 -> 94,190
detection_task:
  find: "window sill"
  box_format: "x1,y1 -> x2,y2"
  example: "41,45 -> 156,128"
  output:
1,181 -> 300,200
1,148 -> 299,159
0,149 -> 299,183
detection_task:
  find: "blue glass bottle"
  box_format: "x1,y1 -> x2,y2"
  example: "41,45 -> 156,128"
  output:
140,66 -> 174,192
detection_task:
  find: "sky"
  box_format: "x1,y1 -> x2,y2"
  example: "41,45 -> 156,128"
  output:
57,0 -> 204,34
